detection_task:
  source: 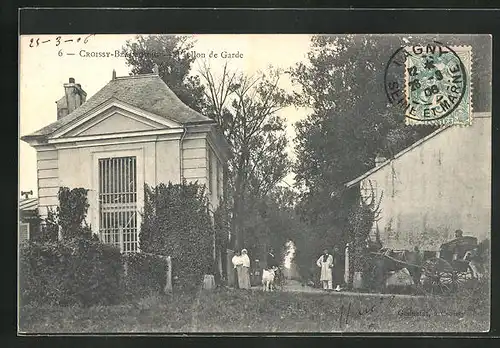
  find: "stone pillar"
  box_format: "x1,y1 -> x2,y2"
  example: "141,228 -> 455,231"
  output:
344,243 -> 350,285
164,256 -> 172,293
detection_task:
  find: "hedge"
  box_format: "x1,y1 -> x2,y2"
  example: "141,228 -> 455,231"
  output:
122,252 -> 169,299
19,238 -> 123,307
140,182 -> 215,292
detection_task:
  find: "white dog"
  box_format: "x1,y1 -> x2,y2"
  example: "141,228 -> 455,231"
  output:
262,267 -> 277,291
464,249 -> 484,280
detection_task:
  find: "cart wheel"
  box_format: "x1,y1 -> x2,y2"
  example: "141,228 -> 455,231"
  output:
421,258 -> 455,295
450,260 -> 474,289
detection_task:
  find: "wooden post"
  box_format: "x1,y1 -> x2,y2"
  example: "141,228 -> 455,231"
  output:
164,256 -> 172,293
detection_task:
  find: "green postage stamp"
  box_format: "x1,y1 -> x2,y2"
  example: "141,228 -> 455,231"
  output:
386,43 -> 472,126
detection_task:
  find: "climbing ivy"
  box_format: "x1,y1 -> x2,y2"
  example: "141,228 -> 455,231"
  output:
140,181 -> 215,291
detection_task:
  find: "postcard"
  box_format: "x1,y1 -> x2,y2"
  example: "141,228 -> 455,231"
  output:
19,32 -> 491,333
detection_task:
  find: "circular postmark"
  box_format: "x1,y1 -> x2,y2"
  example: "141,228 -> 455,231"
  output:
384,41 -> 467,122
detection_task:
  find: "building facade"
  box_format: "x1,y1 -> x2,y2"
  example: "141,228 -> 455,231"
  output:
345,112 -> 491,251
22,73 -> 230,256
19,197 -> 39,242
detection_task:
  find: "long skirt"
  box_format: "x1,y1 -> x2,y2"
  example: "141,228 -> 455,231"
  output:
332,265 -> 344,286
236,265 -> 251,289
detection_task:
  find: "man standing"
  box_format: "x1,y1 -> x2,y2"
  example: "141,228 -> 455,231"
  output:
267,247 -> 279,269
332,245 -> 343,292
316,249 -> 333,290
267,247 -> 281,288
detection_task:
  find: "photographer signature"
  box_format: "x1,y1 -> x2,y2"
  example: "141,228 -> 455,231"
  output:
338,294 -> 397,327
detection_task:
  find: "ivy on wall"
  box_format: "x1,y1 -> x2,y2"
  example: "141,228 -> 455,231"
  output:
140,181 -> 215,291
58,187 -> 93,240
38,187 -> 93,242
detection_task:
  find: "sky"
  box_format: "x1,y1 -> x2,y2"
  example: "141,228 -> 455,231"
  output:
19,34 -> 313,197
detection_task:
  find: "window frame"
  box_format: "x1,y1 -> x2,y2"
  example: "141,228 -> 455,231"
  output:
92,148 -> 144,253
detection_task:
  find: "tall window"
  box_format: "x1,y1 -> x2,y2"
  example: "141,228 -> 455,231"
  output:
98,156 -> 138,253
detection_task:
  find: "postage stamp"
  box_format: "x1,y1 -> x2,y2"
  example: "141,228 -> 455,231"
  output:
385,43 -> 472,126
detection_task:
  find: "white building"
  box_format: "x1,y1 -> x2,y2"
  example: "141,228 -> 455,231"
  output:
345,112 -> 491,251
22,72 -> 230,255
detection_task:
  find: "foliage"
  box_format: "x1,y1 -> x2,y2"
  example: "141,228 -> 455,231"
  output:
198,64 -> 293,250
290,35 -> 426,273
213,199 -> 230,248
122,35 -> 294,252
57,187 -> 92,240
39,207 -> 60,242
212,201 -> 231,285
292,35 -> 435,220
140,181 -> 214,291
19,238 -> 123,307
291,35 -> 491,261
122,252 -> 169,299
122,35 -> 207,113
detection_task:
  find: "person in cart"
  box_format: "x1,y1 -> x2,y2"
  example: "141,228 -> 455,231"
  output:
440,229 -> 477,262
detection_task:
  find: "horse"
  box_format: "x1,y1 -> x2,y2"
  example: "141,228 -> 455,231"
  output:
369,247 -> 423,292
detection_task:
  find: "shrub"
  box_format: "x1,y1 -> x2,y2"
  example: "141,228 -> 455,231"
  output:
140,182 -> 215,292
39,207 -> 60,242
122,252 -> 169,299
57,187 -> 93,240
19,238 -> 122,307
36,187 -> 94,242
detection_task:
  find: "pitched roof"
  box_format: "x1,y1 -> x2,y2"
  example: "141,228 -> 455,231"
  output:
345,112 -> 493,189
23,74 -> 213,139
344,112 -> 492,189
344,126 -> 452,189
20,197 -> 38,211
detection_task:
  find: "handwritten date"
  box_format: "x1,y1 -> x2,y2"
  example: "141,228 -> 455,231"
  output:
29,34 -> 95,48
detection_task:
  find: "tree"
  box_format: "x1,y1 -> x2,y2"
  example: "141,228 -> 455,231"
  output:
291,34 -> 491,281
198,62 -> 293,251
291,35 -> 437,246
122,35 -> 207,113
123,36 -> 293,252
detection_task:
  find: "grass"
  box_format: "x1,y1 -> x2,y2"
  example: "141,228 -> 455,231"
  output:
19,284 -> 490,333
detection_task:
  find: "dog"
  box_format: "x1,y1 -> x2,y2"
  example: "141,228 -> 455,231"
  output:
262,266 -> 278,291
464,249 -> 484,280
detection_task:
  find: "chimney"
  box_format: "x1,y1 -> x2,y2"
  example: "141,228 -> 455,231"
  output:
56,77 -> 87,120
112,69 -> 116,80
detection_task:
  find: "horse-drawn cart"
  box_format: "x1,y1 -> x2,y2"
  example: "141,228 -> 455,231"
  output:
368,236 -> 482,295
420,236 -> 478,295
